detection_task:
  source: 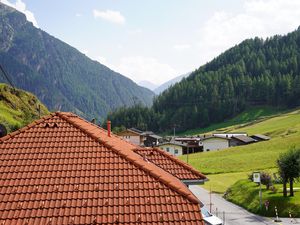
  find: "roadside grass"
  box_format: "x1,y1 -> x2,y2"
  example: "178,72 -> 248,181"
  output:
226,179 -> 300,217
202,171 -> 250,194
179,106 -> 285,136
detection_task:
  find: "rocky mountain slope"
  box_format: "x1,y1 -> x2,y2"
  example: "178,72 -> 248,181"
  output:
0,3 -> 154,120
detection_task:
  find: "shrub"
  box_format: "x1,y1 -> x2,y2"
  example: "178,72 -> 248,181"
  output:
261,172 -> 272,190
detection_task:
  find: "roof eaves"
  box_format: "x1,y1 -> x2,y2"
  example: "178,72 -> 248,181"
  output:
0,112 -> 56,143
182,178 -> 209,185
149,147 -> 206,180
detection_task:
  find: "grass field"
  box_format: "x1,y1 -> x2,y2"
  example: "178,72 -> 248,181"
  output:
178,107 -> 300,216
179,107 -> 300,193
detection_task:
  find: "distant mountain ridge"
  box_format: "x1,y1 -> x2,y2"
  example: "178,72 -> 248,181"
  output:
0,3 -> 154,120
138,80 -> 158,91
154,73 -> 190,94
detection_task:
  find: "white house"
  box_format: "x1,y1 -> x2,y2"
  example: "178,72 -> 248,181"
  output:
158,141 -> 187,156
202,136 -> 230,151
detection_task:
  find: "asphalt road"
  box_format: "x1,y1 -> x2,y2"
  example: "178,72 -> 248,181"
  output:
189,185 -> 300,225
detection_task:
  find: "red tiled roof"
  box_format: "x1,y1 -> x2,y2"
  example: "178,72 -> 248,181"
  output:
134,148 -> 207,181
0,112 -> 204,225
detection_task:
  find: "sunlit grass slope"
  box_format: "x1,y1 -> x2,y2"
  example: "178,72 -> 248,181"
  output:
0,83 -> 49,132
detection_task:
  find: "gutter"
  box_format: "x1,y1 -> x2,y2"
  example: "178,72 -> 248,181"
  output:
182,178 -> 209,185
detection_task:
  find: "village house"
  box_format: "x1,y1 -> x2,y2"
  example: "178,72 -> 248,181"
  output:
142,132 -> 163,147
117,128 -> 162,147
229,135 -> 257,147
117,127 -> 145,145
250,134 -> 271,142
212,132 -> 247,138
134,147 -> 208,186
201,135 -> 230,151
158,140 -> 187,156
0,112 -> 206,224
175,137 -> 203,154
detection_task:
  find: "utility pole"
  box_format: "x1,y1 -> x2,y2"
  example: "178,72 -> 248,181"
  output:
187,147 -> 189,164
209,185 -> 212,213
259,181 -> 262,211
253,172 -> 262,211
173,123 -> 176,138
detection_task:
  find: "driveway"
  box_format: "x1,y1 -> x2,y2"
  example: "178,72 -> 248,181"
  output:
189,185 -> 300,225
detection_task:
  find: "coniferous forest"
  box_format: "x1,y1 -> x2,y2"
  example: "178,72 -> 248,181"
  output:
106,28 -> 300,132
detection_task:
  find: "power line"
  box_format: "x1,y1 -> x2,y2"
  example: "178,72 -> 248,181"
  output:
0,64 -> 15,88
0,63 -> 37,113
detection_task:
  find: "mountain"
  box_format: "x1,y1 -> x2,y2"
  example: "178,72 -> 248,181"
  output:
0,3 -> 154,120
138,80 -> 158,91
0,83 -> 49,133
154,73 -> 190,94
105,27 -> 300,132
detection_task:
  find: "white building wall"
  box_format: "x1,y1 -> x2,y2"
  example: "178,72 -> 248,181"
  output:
159,144 -> 183,156
213,133 -> 247,138
122,135 -> 140,145
202,138 -> 229,151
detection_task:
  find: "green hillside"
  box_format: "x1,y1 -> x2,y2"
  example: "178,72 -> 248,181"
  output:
179,108 -> 300,193
106,27 -> 300,132
0,3 -> 153,121
179,106 -> 285,135
0,83 -> 49,132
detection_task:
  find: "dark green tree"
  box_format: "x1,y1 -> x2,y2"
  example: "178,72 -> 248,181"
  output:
277,147 -> 300,197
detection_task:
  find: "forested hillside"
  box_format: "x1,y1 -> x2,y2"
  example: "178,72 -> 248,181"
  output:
106,28 -> 300,132
0,83 -> 49,132
0,3 -> 153,120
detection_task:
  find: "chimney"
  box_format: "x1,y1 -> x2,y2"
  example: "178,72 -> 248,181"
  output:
107,120 -> 111,137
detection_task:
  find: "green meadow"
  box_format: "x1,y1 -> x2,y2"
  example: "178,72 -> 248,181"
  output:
179,107 -> 300,216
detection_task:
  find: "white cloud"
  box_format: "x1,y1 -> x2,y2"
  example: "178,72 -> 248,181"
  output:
173,44 -> 191,51
1,0 -> 38,27
198,0 -> 300,63
93,9 -> 125,25
128,29 -> 142,35
75,13 -> 82,17
111,56 -> 177,85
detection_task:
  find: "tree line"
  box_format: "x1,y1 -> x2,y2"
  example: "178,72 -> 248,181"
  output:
105,27 -> 300,132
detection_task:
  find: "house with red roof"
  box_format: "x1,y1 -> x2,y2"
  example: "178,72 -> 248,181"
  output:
0,112 -> 206,225
134,147 -> 208,186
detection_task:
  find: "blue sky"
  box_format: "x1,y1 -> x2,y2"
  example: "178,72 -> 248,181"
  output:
2,0 -> 300,87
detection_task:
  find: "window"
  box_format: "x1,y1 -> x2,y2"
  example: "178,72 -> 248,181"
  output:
174,149 -> 179,155
166,147 -> 169,152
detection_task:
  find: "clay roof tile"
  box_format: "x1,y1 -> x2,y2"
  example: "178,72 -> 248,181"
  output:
0,112 -> 204,225
134,147 -> 207,181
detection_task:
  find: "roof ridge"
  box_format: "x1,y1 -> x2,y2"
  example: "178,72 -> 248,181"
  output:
56,112 -> 199,204
58,112 -> 138,148
0,113 -> 56,143
149,147 -> 206,179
